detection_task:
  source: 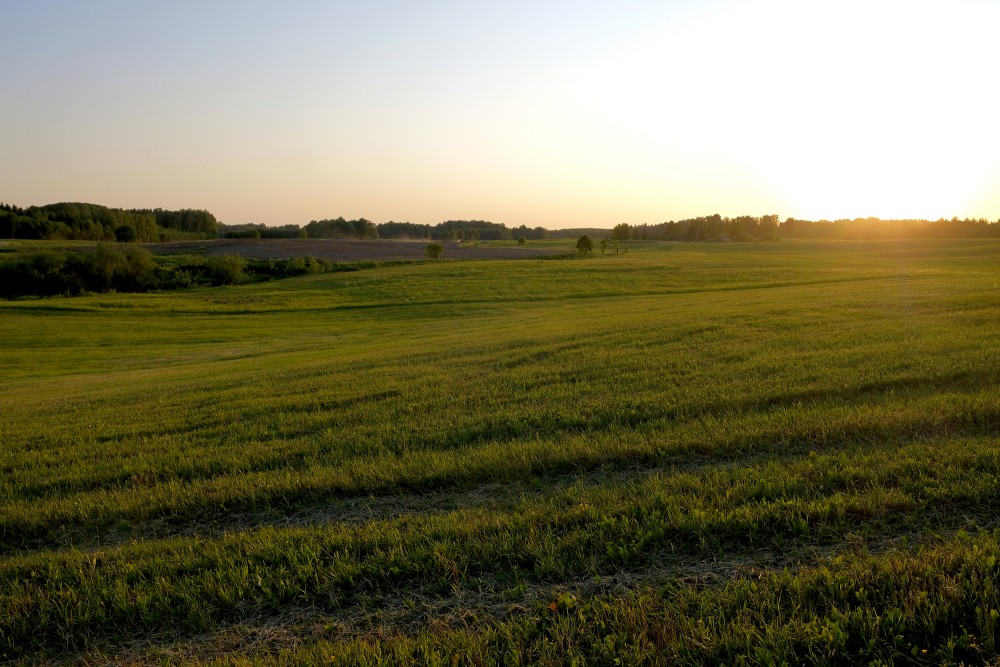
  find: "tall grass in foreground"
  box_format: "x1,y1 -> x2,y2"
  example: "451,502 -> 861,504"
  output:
174,533 -> 1000,666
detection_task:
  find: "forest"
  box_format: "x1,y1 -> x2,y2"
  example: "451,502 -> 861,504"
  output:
0,202 -> 217,241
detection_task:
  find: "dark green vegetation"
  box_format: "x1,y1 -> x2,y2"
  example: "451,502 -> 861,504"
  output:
3,240 -> 1000,664
0,244 -> 404,297
9,200 -> 1000,245
0,202 -> 217,241
292,218 -> 548,242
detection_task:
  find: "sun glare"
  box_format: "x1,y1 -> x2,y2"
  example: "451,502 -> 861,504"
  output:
529,0 -> 1000,221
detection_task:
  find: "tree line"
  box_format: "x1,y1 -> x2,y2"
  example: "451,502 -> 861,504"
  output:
7,200 -> 1000,243
558,215 -> 1000,242
0,202 -> 217,241
779,217 -> 1000,240
219,218 -> 549,241
588,216 -> 781,242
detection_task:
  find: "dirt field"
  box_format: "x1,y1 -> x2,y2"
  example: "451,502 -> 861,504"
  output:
147,238 -> 566,261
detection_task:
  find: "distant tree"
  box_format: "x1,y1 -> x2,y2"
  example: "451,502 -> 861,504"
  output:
600,239 -> 608,254
576,235 -> 593,256
759,214 -> 780,240
353,218 -> 378,239
611,223 -> 632,241
114,224 -> 137,242
517,236 -> 527,245
134,214 -> 158,243
298,228 -> 308,239
425,242 -> 444,260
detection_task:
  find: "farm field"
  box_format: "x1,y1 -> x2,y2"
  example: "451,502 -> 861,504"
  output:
3,239 -> 1000,664
146,238 -> 568,262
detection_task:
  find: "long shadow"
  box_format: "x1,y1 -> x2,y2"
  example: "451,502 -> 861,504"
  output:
9,454 -> 1000,663
3,367 -> 999,556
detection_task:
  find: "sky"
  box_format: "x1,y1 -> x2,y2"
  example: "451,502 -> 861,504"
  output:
3,0 -> 1000,229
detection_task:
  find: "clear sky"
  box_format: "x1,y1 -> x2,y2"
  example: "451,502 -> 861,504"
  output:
3,0 -> 999,228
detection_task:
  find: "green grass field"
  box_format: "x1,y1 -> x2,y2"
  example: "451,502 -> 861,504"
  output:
3,239 -> 1000,664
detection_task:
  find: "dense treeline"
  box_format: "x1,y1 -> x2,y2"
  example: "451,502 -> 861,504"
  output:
0,245 -> 390,298
432,220 -> 547,241
144,208 -> 218,235
220,223 -> 305,239
613,215 -> 782,242
231,218 -> 550,241
0,202 -> 217,241
8,201 -> 1000,243
781,216 -> 1000,240
377,220 -> 433,239
556,215 -> 1000,242
304,217 -> 379,239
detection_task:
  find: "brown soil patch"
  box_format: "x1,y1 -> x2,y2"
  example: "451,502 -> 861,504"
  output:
146,238 -> 566,261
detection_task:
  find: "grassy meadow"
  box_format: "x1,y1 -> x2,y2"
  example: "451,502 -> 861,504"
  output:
3,239 -> 1000,664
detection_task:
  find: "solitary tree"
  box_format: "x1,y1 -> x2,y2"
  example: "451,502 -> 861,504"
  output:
114,224 -> 137,242
517,236 -> 527,245
576,235 -> 593,256
425,242 -> 445,260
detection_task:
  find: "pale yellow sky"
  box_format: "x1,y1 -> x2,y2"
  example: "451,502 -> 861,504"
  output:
3,0 -> 999,227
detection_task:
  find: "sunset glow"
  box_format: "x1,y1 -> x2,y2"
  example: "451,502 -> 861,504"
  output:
3,0 -> 999,226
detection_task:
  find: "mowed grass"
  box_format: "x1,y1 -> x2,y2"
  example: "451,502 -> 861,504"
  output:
2,239 -> 1000,664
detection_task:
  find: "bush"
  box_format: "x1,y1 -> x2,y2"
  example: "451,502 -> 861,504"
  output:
576,235 -> 593,256
285,257 -> 324,276
207,254 -> 246,285
92,243 -> 132,290
121,246 -> 157,290
0,244 -> 160,297
517,236 -> 527,245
